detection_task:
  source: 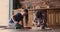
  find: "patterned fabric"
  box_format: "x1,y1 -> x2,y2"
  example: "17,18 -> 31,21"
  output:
34,10 -> 47,29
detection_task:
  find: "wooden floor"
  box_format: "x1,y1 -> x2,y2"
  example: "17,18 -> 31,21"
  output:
0,28 -> 60,32
0,25 -> 60,32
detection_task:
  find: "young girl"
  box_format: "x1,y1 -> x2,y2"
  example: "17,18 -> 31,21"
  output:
12,9 -> 28,29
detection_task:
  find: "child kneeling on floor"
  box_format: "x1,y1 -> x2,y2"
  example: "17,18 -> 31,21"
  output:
12,9 -> 27,29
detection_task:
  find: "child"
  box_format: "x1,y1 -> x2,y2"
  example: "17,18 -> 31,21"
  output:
12,9 -> 28,29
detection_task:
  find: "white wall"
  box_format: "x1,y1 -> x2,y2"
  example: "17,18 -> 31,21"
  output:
0,0 -> 9,26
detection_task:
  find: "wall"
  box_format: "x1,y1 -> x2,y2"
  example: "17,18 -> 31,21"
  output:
0,0 -> 9,26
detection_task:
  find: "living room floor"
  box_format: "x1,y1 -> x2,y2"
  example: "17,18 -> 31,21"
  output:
0,25 -> 60,32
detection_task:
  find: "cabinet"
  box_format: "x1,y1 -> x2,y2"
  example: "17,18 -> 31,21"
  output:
14,8 -> 60,28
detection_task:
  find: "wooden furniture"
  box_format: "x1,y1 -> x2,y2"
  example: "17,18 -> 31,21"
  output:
14,8 -> 60,28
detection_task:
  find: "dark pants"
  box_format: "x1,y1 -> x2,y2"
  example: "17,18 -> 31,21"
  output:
15,18 -> 24,29
16,23 -> 24,29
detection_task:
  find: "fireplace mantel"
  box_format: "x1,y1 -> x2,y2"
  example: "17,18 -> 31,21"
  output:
28,8 -> 60,11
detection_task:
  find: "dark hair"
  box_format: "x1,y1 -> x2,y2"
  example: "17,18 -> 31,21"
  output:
24,9 -> 28,13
